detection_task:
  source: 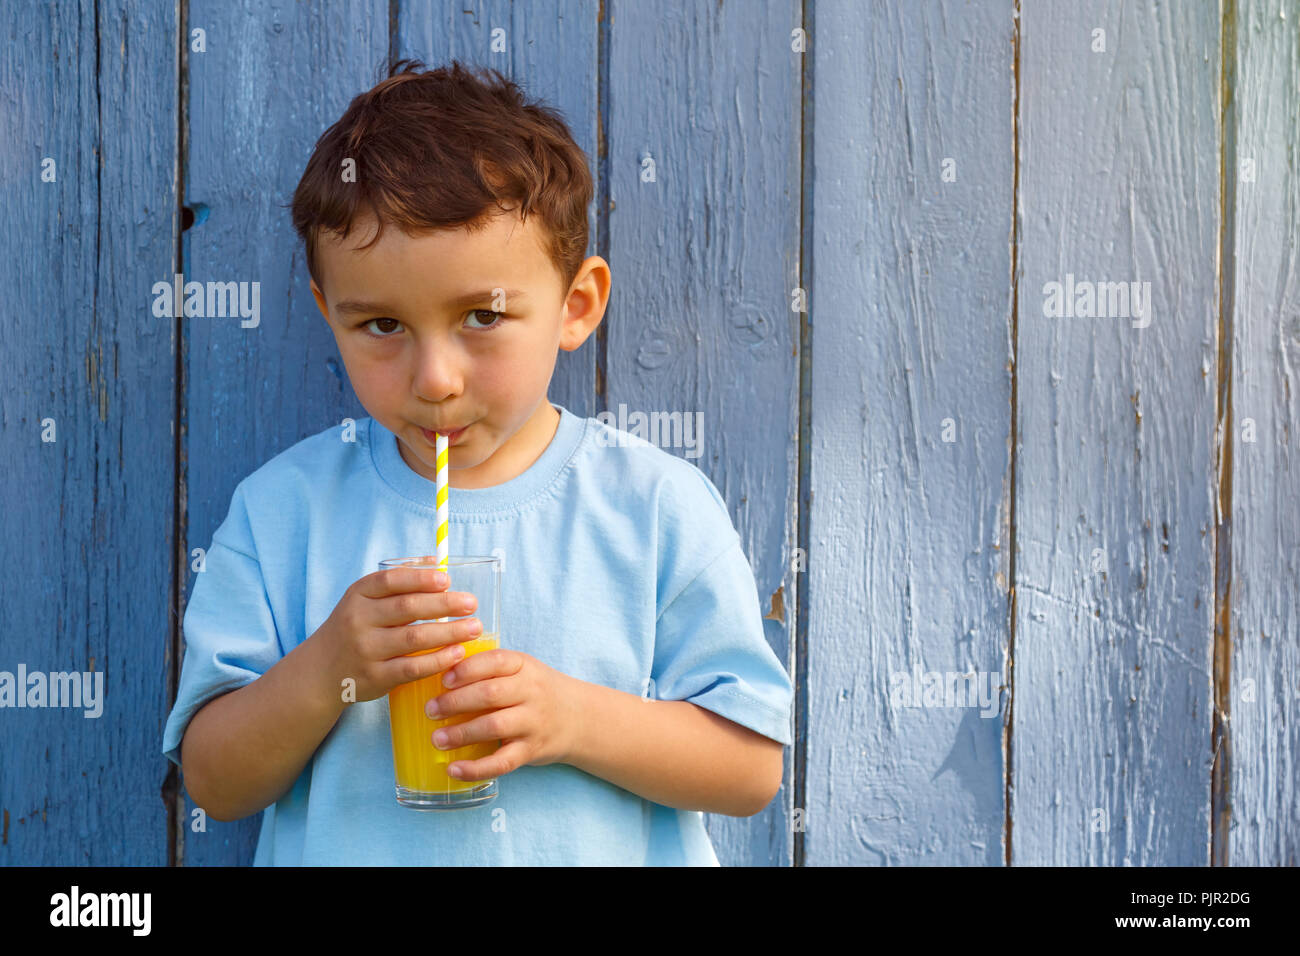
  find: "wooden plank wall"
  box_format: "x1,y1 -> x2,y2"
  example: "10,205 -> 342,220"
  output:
1,0 -> 1295,866
1014,0 -> 1221,866
1,0 -> 178,865
808,0 -> 1015,864
1227,0 -> 1300,866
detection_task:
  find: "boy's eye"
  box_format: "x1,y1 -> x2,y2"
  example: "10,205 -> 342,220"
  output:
363,317 -> 401,337
360,311 -> 505,338
464,309 -> 506,331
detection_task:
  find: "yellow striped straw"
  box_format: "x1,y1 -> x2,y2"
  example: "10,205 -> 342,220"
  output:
435,431 -> 449,574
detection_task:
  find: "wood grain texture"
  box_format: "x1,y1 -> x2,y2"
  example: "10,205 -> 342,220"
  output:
396,0 -> 601,419
808,0 -> 1015,865
1226,0 -> 1300,866
0,0 -> 177,864
1014,1 -> 1220,864
7,0 -> 1300,868
180,0 -> 389,865
605,0 -> 801,865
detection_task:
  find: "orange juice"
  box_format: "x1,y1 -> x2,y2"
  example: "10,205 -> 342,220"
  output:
388,633 -> 500,795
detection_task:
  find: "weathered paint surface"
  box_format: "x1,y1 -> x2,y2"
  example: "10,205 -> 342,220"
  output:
808,0 -> 1015,865
1014,1 -> 1221,864
3,0 -> 1297,867
0,0 -> 178,864
1226,0 -> 1300,867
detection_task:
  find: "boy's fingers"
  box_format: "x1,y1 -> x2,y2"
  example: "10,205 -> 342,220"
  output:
370,591 -> 476,628
448,740 -> 526,782
383,637 -> 469,685
436,647 -> 496,691
360,564 -> 449,599
357,567 -> 477,627
439,648 -> 511,690
380,619 -> 481,660
428,673 -> 518,719
432,700 -> 514,748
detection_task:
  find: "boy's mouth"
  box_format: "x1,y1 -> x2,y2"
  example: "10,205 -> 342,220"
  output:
421,424 -> 470,445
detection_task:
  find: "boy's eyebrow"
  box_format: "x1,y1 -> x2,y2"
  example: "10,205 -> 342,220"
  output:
334,289 -> 531,315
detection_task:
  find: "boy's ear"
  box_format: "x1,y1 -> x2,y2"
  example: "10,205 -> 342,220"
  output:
310,280 -> 330,321
558,255 -> 611,352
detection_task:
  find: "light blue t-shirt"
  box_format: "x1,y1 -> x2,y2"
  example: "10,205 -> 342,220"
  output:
161,403 -> 793,865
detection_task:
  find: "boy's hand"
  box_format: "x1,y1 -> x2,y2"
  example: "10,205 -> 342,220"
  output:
316,565 -> 486,704
425,650 -> 583,781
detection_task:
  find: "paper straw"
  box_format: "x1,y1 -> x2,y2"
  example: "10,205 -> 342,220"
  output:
435,431 -> 449,574
432,431 -> 450,624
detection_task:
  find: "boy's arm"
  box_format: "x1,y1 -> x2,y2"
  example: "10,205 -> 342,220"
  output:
181,629 -> 345,822
562,679 -> 785,817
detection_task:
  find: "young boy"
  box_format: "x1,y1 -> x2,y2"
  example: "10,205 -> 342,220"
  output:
161,59 -> 793,866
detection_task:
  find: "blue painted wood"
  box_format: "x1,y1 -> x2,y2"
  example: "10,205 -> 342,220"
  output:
180,0 -> 389,865
5,0 -> 1299,868
605,0 -> 800,866
1014,0 -> 1220,864
1226,0 -> 1300,866
0,0 -> 178,864
808,0 -> 1015,865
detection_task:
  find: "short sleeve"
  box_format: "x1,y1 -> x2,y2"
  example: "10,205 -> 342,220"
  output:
161,484 -> 285,768
651,538 -> 794,746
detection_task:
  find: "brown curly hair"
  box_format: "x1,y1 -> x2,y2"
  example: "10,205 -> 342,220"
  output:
291,58 -> 593,297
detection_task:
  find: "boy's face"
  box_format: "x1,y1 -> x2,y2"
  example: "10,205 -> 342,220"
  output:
311,208 -> 607,489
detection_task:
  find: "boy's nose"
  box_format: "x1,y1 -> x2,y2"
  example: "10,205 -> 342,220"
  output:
411,343 -> 464,400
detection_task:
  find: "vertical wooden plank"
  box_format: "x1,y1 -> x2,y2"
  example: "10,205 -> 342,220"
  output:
0,0 -> 177,863
1226,0 -> 1300,866
396,0 -> 600,420
607,0 -> 800,866
808,0 -> 1015,864
181,0 -> 388,865
1015,1 -> 1220,864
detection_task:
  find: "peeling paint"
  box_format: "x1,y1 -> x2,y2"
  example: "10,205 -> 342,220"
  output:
764,584 -> 784,621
